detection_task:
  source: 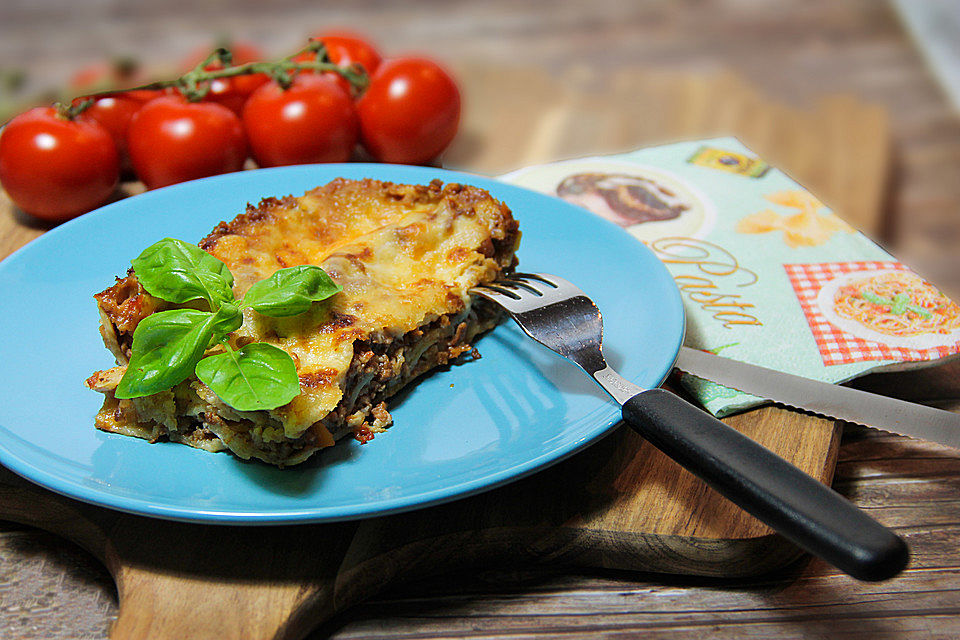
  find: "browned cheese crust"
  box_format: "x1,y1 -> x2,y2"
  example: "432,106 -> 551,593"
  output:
87,178 -> 520,466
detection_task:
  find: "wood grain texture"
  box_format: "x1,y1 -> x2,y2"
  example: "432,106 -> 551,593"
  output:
1,1 -> 959,638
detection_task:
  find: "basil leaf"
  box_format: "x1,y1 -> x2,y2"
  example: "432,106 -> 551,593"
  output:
195,343 -> 300,412
115,309 -> 219,399
132,238 -> 236,308
241,265 -> 342,317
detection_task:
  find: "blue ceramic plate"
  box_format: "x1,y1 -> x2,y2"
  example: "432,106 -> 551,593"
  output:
0,164 -> 683,524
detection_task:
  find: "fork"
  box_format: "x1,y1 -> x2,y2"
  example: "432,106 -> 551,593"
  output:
471,272 -> 908,582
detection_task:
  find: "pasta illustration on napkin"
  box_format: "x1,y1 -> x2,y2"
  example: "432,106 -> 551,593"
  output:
500,137 -> 960,416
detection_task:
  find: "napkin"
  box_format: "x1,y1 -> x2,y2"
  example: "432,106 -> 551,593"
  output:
499,137 -> 960,416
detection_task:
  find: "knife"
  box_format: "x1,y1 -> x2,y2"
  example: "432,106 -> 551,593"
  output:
674,346 -> 960,449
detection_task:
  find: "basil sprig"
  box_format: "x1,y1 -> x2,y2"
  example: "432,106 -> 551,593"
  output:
115,238 -> 342,411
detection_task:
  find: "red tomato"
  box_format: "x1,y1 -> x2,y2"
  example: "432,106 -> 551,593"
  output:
0,107 -> 119,222
308,31 -> 382,74
203,73 -> 270,115
242,74 -> 358,167
356,58 -> 460,165
76,95 -> 141,167
127,96 -> 247,189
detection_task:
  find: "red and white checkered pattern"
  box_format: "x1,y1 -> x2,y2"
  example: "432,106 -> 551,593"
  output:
785,261 -> 960,366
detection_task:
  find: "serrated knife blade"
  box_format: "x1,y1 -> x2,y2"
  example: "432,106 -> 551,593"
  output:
675,346 -> 960,449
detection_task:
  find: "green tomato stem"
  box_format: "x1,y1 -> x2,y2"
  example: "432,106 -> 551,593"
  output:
67,40 -> 369,108
54,99 -> 91,120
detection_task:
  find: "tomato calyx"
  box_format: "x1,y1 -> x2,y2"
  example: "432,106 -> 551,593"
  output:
55,99 -> 94,121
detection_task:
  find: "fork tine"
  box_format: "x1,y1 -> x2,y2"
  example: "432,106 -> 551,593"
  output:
498,278 -> 544,297
528,273 -> 591,300
512,272 -> 560,288
503,273 -> 556,296
471,284 -> 525,312
473,283 -> 521,300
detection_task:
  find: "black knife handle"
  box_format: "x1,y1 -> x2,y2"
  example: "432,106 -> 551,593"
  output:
621,388 -> 909,581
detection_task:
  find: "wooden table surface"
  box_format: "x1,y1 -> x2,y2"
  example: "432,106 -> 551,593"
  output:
2,1 -> 960,638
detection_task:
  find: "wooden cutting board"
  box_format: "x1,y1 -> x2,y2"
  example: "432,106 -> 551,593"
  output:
0,65 -> 890,639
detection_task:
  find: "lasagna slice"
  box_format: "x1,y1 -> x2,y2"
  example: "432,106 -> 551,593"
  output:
87,178 -> 520,466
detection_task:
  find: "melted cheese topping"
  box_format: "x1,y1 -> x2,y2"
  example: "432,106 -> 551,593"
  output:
199,178 -> 519,437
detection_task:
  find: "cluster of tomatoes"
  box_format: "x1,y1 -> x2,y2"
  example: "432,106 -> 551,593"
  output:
0,33 -> 461,222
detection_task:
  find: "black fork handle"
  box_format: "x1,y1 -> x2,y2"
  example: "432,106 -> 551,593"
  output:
622,388 -> 909,581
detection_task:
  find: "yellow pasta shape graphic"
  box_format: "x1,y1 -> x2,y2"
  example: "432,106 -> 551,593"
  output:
736,190 -> 853,247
